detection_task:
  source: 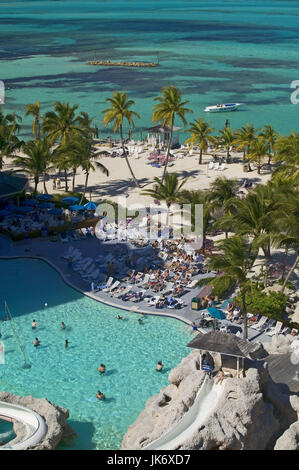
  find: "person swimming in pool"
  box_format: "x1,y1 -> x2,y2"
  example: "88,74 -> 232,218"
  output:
32,320 -> 37,329
96,390 -> 105,400
61,322 -> 66,330
65,339 -> 69,348
33,338 -> 40,347
116,315 -> 123,320
156,360 -> 163,372
137,318 -> 143,324
97,364 -> 106,375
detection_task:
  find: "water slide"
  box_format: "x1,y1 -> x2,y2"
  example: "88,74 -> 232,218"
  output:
0,401 -> 47,450
143,375 -> 223,450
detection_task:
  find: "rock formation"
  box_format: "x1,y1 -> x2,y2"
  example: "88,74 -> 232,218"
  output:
122,347 -> 299,450
0,392 -> 76,450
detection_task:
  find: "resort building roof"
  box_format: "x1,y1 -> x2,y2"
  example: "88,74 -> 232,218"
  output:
187,331 -> 259,359
0,172 -> 28,199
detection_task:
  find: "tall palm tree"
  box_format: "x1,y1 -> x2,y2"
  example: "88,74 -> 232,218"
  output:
141,172 -> 188,225
208,177 -> 239,238
0,114 -> 22,169
152,85 -> 192,180
12,137 -> 54,194
208,235 -> 259,340
102,90 -> 140,188
246,138 -> 270,174
217,126 -> 236,163
259,124 -> 278,165
69,136 -> 109,202
25,101 -> 42,137
42,101 -> 85,145
273,132 -> 299,184
179,188 -> 214,253
235,123 -> 259,170
185,117 -> 214,164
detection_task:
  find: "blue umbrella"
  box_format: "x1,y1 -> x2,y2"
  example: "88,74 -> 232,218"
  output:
62,197 -> 79,204
68,204 -> 85,211
39,202 -> 55,209
84,201 -> 98,210
0,209 -> 11,217
48,208 -> 63,216
21,199 -> 38,207
5,204 -> 19,211
207,307 -> 226,320
37,194 -> 54,201
14,206 -> 35,214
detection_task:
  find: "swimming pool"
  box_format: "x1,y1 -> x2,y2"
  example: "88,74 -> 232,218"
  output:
0,258 -> 192,450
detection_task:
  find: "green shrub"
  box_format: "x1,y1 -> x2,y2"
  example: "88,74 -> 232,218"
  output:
235,287 -> 288,320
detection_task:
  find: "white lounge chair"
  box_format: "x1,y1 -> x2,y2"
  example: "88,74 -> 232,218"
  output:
114,285 -> 132,298
218,163 -> 226,171
267,321 -> 283,336
213,162 -> 219,170
208,161 -> 214,170
160,282 -> 174,295
186,279 -> 198,289
136,273 -> 150,287
100,277 -> 114,291
251,316 -> 267,330
107,281 -> 120,293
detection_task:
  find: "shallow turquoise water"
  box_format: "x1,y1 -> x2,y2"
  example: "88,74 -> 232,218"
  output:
1,1 -> 299,137
0,258 -> 192,449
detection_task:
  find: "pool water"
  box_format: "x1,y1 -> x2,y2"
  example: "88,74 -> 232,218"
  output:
0,420 -> 16,445
0,258 -> 192,450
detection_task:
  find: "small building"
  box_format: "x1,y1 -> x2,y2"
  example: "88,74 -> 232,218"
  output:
0,171 -> 28,204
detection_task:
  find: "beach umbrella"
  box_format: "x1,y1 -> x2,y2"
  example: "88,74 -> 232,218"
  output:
14,206 -> 35,214
37,194 -> 54,201
21,199 -> 38,207
207,307 -> 226,320
5,204 -> 19,211
39,202 -> 55,209
48,208 -> 63,216
62,196 -> 79,204
0,209 -> 11,217
84,201 -> 97,211
68,204 -> 85,211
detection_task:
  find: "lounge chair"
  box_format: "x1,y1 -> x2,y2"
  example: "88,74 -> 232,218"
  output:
266,321 -> 283,336
186,279 -> 198,289
261,318 -> 276,332
208,162 -> 214,170
131,289 -> 146,302
136,273 -> 150,287
280,326 -> 291,335
251,315 -> 267,330
160,282 -> 174,295
108,281 -> 120,293
147,296 -> 160,307
213,162 -> 219,170
218,163 -> 226,171
114,285 -> 132,298
98,277 -> 114,291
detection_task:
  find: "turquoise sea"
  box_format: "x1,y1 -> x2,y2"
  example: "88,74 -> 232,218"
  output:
0,0 -> 299,138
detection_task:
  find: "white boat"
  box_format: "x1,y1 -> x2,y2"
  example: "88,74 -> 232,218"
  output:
204,103 -> 242,113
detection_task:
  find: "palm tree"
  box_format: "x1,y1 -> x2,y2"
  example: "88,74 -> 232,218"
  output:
208,235 -> 259,339
0,114 -> 22,169
235,123 -> 259,170
102,90 -> 140,188
246,138 -> 270,174
272,188 -> 299,292
152,85 -> 192,180
217,126 -> 236,163
208,177 -> 239,238
25,101 -> 42,137
141,172 -> 188,225
12,137 -> 54,194
179,189 -> 214,253
42,101 -> 85,145
69,136 -> 109,202
185,118 -> 214,164
273,132 -> 299,184
259,124 -> 278,165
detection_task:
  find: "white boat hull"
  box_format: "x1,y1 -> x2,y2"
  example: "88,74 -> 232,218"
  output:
204,103 -> 242,113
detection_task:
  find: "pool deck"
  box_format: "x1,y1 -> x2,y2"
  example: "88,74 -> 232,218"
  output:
0,235 -> 273,345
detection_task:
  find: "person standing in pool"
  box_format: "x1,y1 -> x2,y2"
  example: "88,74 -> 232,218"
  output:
33,338 -> 40,347
156,361 -> 163,372
32,320 -> 37,330
61,322 -> 66,330
97,364 -> 106,375
65,339 -> 69,348
96,390 -> 105,400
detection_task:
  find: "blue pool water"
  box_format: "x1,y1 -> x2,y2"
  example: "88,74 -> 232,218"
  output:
1,1 -> 299,137
0,258 -> 192,450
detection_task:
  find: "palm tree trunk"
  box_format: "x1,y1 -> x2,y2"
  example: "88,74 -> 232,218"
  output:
241,291 -> 248,340
226,146 -> 230,164
281,246 -> 289,280
199,149 -> 203,165
162,115 -> 174,183
43,173 -> 48,194
64,169 -> 68,192
72,168 -> 76,192
281,253 -> 299,292
34,176 -> 39,195
120,125 -> 140,188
